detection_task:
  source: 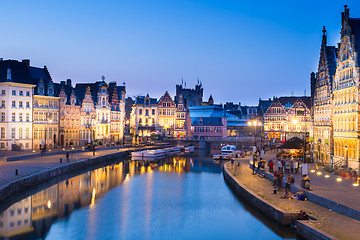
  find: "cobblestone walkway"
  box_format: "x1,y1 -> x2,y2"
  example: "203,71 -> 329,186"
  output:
228,157 -> 360,240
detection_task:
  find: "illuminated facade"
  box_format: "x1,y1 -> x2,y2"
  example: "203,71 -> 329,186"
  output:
0,60 -> 35,150
31,65 -> 60,150
174,94 -> 186,138
264,97 -> 311,143
332,6 -> 360,170
312,27 -> 337,165
59,87 -> 81,147
130,94 -> 158,137
109,82 -> 126,143
157,91 -> 175,137
79,86 -> 96,145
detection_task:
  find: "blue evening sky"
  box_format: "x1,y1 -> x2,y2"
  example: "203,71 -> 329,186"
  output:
0,0 -> 359,105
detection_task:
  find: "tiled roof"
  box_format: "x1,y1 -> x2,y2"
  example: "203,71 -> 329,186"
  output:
135,96 -> 157,105
278,96 -> 312,109
0,60 -> 36,85
191,117 -> 223,126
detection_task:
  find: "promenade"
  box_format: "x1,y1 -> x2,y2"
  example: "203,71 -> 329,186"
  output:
263,150 -> 360,213
0,145 -> 152,189
228,156 -> 360,240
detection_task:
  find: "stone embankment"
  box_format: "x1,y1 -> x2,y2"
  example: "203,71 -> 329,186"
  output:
0,145 -> 167,206
223,163 -> 339,240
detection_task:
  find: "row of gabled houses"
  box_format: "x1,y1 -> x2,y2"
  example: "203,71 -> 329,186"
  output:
0,59 -> 125,151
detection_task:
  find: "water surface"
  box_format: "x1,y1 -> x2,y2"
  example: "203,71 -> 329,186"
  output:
0,155 -> 296,240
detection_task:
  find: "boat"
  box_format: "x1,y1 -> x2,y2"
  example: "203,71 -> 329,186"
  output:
184,146 -> 195,152
221,145 -> 236,155
131,150 -> 166,161
212,153 -> 231,160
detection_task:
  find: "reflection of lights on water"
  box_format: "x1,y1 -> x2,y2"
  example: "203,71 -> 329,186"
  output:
310,170 -> 315,173
91,188 -> 96,205
317,172 -> 322,175
336,177 -> 343,182
47,200 -> 51,209
124,173 -> 130,182
325,175 -> 330,178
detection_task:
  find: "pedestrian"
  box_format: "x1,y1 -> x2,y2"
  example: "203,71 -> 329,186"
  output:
253,158 -> 257,175
277,160 -> 282,172
290,160 -> 294,173
281,159 -> 286,172
285,161 -> 290,173
66,151 -> 70,163
269,160 -> 274,173
295,161 -> 299,173
273,170 -> 277,186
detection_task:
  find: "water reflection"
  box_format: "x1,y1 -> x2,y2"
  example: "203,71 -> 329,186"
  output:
0,156 -> 220,240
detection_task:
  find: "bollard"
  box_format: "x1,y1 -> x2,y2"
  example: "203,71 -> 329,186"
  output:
60,158 -> 62,163
15,169 -> 18,175
273,186 -> 277,194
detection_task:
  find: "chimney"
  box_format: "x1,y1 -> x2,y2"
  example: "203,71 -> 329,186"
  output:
66,79 -> 72,87
7,68 -> 11,81
22,59 -> 30,68
60,80 -> 66,85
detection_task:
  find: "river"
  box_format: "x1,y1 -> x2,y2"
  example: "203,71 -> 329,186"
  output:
0,154 -> 296,240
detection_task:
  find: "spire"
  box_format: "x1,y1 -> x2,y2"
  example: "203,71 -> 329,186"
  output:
321,26 -> 327,48
341,5 -> 350,37
101,75 -> 105,82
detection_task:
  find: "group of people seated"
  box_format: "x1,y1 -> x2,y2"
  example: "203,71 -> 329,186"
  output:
281,189 -> 307,201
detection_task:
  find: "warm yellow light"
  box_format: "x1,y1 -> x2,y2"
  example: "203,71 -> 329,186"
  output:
292,119 -> 298,125
353,183 -> 359,187
71,147 -> 74,150
91,188 -> 96,205
317,172 -> 322,175
336,177 -> 343,182
126,120 -> 129,124
32,150 -> 36,153
49,149 -> 51,152
324,175 -> 330,178
82,146 -> 85,149
247,122 -> 252,126
257,121 -> 261,126
47,200 -> 51,209
49,119 -> 53,123
253,120 -> 257,125
310,169 -> 315,173
63,148 -> 65,151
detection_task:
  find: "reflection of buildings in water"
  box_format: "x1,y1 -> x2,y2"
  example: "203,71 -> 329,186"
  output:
32,185 -> 59,221
0,197 -> 33,238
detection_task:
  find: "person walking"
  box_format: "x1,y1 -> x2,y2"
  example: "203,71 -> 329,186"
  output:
277,160 -> 282,172
277,171 -> 283,189
66,151 -> 70,163
269,160 -> 274,173
253,158 -> 257,175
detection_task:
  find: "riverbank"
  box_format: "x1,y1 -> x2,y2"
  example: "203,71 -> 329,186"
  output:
0,145 -> 169,207
223,158 -> 360,240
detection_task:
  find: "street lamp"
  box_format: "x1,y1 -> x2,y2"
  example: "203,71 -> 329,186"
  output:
345,145 -> 348,168
248,120 -> 261,150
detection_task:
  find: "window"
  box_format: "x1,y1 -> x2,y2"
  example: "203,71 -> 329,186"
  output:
19,101 -> 23,108
19,91 -> 23,96
26,113 -> 29,122
139,109 -> 142,115
1,101 -> 4,107
1,128 -> 5,138
26,91 -> 30,97
26,101 -> 30,108
34,128 -> 38,139
12,113 -> 15,121
25,128 -> 29,139
19,113 -> 23,122
146,109 -> 149,115
1,113 -> 4,122
12,90 -> 16,96
19,128 -> 23,139
152,109 -> 155,115
12,101 -> 16,108
11,128 -> 15,139
1,90 -> 5,95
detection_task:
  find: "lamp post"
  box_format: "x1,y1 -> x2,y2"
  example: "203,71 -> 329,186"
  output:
248,120 -> 261,150
345,145 -> 348,168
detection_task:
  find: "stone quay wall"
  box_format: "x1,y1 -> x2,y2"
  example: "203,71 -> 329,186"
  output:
223,164 -> 338,240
